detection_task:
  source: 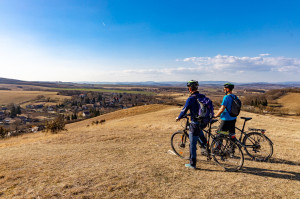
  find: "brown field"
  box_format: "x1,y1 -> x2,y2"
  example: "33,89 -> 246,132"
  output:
0,84 -> 52,91
277,93 -> 300,114
0,90 -> 71,106
0,104 -> 299,198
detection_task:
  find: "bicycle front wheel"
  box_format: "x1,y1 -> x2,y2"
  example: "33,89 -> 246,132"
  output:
171,131 -> 190,160
211,136 -> 244,171
243,132 -> 273,161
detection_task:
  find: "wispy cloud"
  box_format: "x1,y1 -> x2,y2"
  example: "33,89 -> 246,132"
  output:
180,54 -> 300,73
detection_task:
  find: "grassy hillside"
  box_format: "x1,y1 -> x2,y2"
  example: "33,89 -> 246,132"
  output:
277,93 -> 300,114
0,104 -> 299,198
0,90 -> 71,106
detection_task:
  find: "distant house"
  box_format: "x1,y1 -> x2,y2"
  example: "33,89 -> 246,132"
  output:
34,104 -> 44,109
26,105 -> 34,109
31,126 -> 39,132
17,116 -> 27,123
79,94 -> 86,98
86,104 -> 94,109
82,105 -> 88,110
0,112 -> 5,120
82,111 -> 90,117
4,118 -> 14,124
95,102 -> 101,107
18,116 -> 26,120
58,109 -> 66,113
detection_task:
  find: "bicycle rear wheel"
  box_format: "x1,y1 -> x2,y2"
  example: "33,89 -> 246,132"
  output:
171,131 -> 190,160
211,136 -> 244,171
243,132 -> 273,161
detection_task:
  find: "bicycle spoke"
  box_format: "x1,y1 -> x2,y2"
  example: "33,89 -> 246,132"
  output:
171,131 -> 190,160
211,136 -> 244,171
243,132 -> 273,161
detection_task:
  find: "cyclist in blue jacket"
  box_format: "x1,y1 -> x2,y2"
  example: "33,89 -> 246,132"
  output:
176,80 -> 208,169
215,82 -> 238,135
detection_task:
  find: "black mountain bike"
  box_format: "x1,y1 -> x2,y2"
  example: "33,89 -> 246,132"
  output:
234,117 -> 273,161
171,114 -> 244,171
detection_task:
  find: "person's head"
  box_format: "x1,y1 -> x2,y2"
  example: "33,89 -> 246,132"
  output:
223,82 -> 234,94
187,80 -> 199,93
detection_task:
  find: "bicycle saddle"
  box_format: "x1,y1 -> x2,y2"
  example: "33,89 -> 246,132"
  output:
240,117 -> 252,121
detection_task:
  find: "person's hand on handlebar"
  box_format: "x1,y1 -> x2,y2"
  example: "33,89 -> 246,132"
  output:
176,117 -> 180,122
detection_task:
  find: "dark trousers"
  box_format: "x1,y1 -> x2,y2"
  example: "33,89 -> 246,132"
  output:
189,122 -> 207,167
218,119 -> 236,134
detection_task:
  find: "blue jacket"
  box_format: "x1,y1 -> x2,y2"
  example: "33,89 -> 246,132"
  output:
178,91 -> 206,122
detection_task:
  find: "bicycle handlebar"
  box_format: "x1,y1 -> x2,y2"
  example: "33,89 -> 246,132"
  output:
182,114 -> 218,125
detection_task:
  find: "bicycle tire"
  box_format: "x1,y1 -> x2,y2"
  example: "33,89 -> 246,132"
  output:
170,131 -> 190,160
243,132 -> 273,161
211,136 -> 244,171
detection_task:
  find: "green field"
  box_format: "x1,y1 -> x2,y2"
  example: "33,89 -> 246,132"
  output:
51,87 -> 156,95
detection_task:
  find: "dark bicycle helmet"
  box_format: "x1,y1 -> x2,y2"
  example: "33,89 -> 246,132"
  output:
187,80 -> 199,89
224,82 -> 234,90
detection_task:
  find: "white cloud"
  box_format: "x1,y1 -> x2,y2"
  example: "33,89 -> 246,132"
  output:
180,54 -> 300,73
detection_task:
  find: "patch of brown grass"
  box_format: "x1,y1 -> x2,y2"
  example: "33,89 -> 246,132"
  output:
277,93 -> 300,114
0,90 -> 71,105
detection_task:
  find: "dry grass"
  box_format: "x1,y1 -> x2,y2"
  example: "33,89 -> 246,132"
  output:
0,104 -> 299,198
0,90 -> 71,105
0,84 -> 52,91
277,93 -> 300,114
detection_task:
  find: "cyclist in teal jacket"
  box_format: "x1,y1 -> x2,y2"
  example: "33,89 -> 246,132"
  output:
215,83 -> 238,134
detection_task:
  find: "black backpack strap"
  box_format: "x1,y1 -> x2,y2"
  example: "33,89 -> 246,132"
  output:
224,94 -> 234,113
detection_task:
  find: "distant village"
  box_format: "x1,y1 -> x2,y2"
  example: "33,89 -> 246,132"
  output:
0,90 -> 160,137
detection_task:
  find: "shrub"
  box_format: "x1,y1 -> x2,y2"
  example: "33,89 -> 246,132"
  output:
45,115 -> 66,133
0,127 -> 9,138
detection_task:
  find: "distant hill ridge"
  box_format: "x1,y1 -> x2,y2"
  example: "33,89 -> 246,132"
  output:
1,77 -> 300,88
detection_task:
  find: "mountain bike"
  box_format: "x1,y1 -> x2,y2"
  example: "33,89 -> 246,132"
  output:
234,117 -> 273,161
171,114 -> 244,171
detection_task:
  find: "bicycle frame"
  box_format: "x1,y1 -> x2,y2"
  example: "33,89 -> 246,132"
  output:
235,117 -> 273,146
234,117 -> 249,142
181,114 -> 218,158
172,115 -> 245,170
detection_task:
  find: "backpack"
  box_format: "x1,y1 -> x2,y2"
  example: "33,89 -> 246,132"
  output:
193,95 -> 214,127
227,94 -> 242,117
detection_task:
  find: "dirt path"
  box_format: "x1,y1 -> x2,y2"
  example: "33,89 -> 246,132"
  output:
0,104 -> 299,198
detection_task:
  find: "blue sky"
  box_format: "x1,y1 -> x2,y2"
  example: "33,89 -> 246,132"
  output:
0,0 -> 300,82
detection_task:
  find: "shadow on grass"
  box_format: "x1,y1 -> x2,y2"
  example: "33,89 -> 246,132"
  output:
197,157 -> 300,180
244,157 -> 300,166
268,157 -> 300,166
241,166 -> 300,181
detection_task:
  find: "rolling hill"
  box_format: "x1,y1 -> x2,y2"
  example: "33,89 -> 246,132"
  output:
0,104 -> 299,198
